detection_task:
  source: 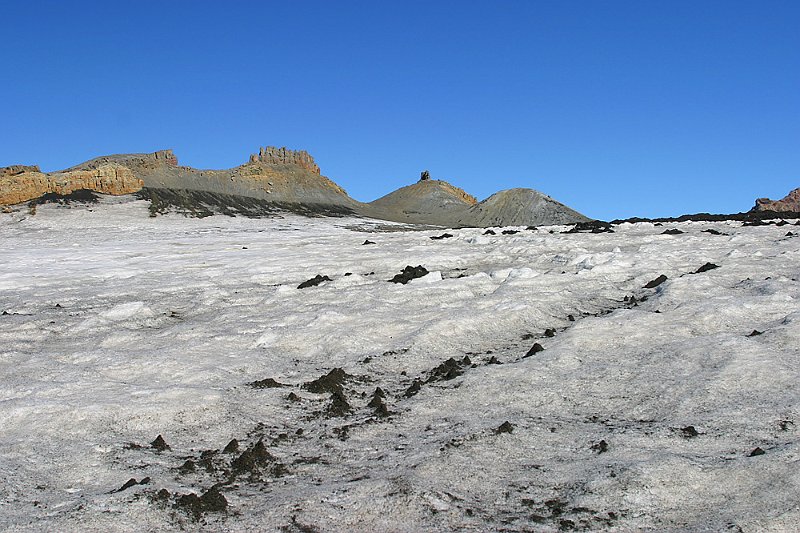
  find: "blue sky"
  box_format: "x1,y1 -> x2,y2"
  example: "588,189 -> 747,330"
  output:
1,1 -> 798,220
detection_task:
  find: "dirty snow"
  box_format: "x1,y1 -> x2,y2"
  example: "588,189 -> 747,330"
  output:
0,197 -> 798,532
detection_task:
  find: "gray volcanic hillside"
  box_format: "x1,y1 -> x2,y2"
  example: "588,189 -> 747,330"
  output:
457,188 -> 590,227
364,179 -> 478,226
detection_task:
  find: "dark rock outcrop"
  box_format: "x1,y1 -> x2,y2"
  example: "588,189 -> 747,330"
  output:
753,188 -> 800,212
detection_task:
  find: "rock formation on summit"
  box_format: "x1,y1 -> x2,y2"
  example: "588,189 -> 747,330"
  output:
0,163 -> 143,205
249,146 -> 320,174
753,188 -> 800,212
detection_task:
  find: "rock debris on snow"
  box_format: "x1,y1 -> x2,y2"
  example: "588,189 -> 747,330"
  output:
297,274 -> 332,289
389,265 -> 429,284
1,200 -> 798,531
643,274 -> 668,288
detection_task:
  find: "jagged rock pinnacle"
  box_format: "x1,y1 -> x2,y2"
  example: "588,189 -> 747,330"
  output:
249,146 -> 320,174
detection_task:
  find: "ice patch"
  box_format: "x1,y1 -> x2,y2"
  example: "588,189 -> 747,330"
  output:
100,302 -> 153,321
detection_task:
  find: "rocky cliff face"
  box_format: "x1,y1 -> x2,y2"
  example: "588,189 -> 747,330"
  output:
249,146 -> 320,174
753,188 -> 800,212
0,164 -> 144,205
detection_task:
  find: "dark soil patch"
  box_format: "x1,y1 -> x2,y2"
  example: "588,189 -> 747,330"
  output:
643,275 -> 668,289
297,275 -> 332,289
389,265 -> 429,284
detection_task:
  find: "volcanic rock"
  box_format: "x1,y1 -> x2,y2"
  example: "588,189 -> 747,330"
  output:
523,343 -> 544,358
753,188 -> 800,212
389,265 -> 429,284
298,275 -> 332,289
694,263 -> 720,274
644,275 -> 668,289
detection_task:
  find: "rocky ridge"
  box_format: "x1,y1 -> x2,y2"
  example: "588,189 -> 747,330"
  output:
248,146 -> 320,174
753,188 -> 800,212
1,146 -> 589,226
0,163 -> 143,206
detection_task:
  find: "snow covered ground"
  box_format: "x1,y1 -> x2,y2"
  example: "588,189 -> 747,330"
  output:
0,197 -> 798,532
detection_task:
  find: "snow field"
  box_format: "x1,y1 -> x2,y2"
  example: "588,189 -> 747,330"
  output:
0,198 -> 798,531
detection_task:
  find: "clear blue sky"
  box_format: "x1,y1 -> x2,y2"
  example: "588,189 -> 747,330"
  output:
1,1 -> 798,220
